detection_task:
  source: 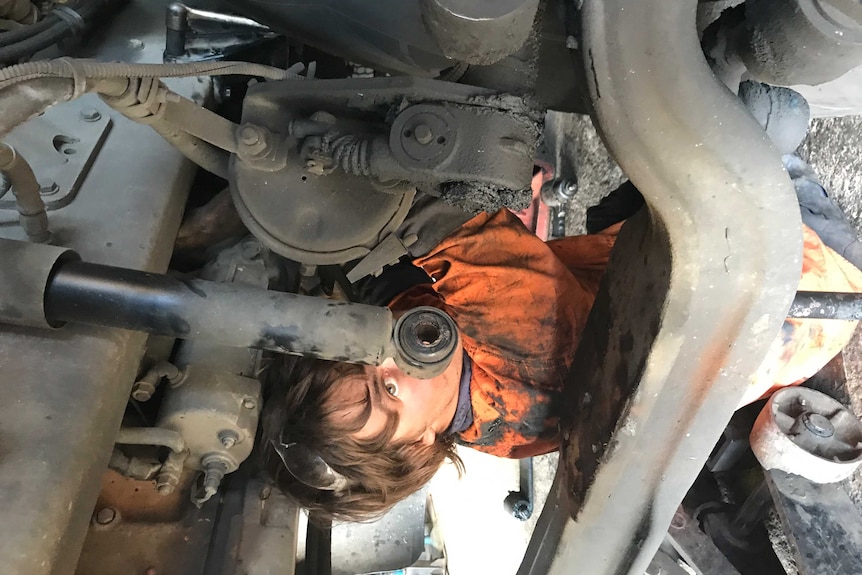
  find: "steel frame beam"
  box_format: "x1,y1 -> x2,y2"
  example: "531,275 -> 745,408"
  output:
519,0 -> 802,573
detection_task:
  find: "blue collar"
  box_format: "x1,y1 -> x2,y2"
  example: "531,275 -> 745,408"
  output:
446,353 -> 474,435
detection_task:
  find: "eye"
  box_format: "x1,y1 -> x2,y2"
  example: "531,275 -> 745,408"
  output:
384,377 -> 399,397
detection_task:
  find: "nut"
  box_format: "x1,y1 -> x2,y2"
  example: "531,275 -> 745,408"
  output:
239,124 -> 261,146
237,124 -> 271,157
218,429 -> 239,449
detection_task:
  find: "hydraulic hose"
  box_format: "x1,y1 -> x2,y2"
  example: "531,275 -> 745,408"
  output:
0,59 -> 299,83
0,20 -> 73,62
0,14 -> 58,47
0,0 -> 112,63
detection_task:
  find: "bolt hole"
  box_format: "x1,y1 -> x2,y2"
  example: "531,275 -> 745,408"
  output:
415,323 -> 441,347
301,176 -> 308,181
403,129 -> 413,138
52,134 -> 80,155
437,136 -> 446,145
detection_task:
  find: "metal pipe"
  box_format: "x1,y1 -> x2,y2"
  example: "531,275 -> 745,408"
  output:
115,426 -> 186,454
0,142 -> 49,243
167,2 -> 270,30
789,291 -> 862,320
43,260 -> 394,365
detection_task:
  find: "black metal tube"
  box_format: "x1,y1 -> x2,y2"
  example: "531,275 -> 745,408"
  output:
788,291 -> 862,320
44,261 -> 394,365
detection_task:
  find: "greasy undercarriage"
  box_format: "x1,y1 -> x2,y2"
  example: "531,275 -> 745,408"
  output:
2,0 -> 862,574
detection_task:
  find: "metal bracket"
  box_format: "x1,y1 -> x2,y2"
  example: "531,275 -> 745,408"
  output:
0,96 -> 111,211
346,233 -> 417,283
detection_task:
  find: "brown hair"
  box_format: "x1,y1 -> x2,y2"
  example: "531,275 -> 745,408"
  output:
261,354 -> 463,523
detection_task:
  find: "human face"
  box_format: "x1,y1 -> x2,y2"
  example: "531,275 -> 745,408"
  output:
350,348 -> 464,447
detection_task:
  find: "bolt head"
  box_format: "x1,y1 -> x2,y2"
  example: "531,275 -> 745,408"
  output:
95,507 -> 117,525
80,108 -> 102,122
39,181 -> 60,196
131,381 -> 156,402
413,124 -> 434,145
242,397 -> 257,410
239,125 -> 262,146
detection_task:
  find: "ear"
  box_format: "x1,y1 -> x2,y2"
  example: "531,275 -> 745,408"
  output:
420,428 -> 436,447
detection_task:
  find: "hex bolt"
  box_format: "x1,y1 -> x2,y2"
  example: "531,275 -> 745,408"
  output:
242,397 -> 257,410
131,381 -> 157,402
80,108 -> 102,122
239,124 -> 261,146
95,507 -> 117,525
237,124 -> 271,157
413,124 -> 434,145
218,429 -> 239,449
39,181 -> 59,196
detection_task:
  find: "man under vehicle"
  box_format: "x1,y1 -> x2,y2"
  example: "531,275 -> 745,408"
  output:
260,172 -> 862,523
261,88 -> 862,522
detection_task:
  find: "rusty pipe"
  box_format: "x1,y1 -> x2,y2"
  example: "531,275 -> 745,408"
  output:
0,142 -> 50,243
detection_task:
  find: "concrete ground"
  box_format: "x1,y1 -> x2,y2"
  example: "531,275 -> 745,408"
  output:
429,112 -> 862,575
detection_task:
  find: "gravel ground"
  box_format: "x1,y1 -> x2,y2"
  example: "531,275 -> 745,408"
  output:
798,116 -> 862,233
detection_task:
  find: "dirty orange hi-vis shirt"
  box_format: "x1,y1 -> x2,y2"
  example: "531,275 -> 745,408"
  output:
389,209 -> 862,459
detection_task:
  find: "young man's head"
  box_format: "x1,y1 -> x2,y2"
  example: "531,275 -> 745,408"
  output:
261,347 -> 464,522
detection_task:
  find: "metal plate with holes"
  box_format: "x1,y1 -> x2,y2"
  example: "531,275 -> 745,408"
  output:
0,99 -> 111,211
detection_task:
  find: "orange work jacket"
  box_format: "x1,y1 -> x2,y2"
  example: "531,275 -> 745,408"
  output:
390,209 -> 862,458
